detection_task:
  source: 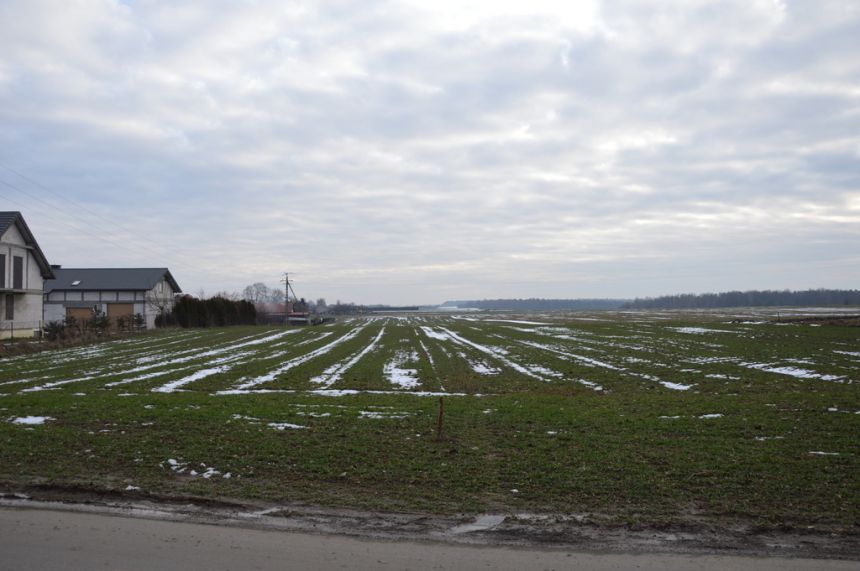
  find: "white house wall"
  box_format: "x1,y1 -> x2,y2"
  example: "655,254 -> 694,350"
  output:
144,278 -> 177,329
1,224 -> 46,338
44,285 -> 170,330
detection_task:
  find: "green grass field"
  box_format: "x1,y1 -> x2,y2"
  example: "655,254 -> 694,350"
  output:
1,312 -> 858,529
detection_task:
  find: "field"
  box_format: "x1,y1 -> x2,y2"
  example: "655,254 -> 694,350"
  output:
1,311 -> 858,532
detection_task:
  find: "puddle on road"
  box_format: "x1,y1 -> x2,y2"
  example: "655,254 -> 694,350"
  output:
450,514 -> 507,534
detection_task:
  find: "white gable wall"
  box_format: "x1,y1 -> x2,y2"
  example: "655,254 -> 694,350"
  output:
144,277 -> 177,329
1,222 -> 48,338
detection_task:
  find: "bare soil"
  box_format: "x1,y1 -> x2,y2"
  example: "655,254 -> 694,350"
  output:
2,485 -> 858,561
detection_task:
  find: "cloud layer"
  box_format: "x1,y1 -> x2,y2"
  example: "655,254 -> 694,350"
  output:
1,0 -> 858,304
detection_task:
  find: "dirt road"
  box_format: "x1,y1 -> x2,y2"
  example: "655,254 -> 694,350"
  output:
1,507 -> 855,571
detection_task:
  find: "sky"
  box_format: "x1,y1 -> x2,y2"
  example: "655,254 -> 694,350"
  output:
0,0 -> 858,305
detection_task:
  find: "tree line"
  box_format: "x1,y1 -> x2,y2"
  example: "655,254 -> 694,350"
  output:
623,289 -> 860,310
158,295 -> 256,328
440,298 -> 629,311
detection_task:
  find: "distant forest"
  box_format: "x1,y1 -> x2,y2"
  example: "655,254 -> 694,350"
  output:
439,290 -> 860,312
623,289 -> 860,310
440,298 -> 628,311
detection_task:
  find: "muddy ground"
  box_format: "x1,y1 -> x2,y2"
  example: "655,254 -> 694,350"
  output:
1,486 -> 857,561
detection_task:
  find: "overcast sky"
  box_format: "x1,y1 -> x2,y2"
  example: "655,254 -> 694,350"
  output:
1,0 -> 858,305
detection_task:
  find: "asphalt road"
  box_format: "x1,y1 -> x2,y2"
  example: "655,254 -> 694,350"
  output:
0,507 -> 855,571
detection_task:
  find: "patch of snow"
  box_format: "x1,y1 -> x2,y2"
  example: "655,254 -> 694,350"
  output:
740,362 -> 844,382
384,350 -> 421,389
698,413 -> 724,419
152,365 -> 233,393
434,328 -> 558,382
809,451 -> 840,456
268,422 -> 306,430
233,323 -> 369,390
9,416 -> 54,425
658,381 -> 694,391
482,319 -> 549,325
672,327 -> 737,335
359,411 -> 409,419
310,326 -> 386,388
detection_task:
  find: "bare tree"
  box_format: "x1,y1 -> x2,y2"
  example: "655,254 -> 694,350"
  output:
146,281 -> 176,325
242,282 -> 271,305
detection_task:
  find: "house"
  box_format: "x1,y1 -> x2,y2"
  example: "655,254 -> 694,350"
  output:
0,212 -> 55,338
43,268 -> 181,330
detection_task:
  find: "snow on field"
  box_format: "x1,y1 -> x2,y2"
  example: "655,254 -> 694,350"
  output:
359,410 -> 410,419
482,319 -> 550,326
739,362 -> 845,382
216,388 -> 467,397
384,350 -> 421,389
433,327 -> 558,382
672,327 -> 737,335
418,340 -> 435,367
520,340 -> 622,371
152,365 -> 233,393
517,339 -> 691,390
456,352 -> 500,375
310,327 -> 386,388
268,422 -> 306,430
8,416 -> 54,425
834,350 -> 860,358
228,322 -> 371,391
162,459 -> 232,478
20,374 -> 102,393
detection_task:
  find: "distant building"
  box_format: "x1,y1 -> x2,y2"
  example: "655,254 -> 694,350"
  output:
43,268 -> 181,329
0,212 -> 55,338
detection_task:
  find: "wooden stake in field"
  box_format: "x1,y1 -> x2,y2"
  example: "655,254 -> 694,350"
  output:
436,396 -> 444,440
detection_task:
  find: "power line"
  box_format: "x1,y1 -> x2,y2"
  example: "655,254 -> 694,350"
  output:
0,163 -> 220,274
0,162 -> 137,237
0,176 -> 213,275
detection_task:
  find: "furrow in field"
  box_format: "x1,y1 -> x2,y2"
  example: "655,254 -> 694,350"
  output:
118,330 -> 292,374
15,330 -> 290,393
517,339 -> 690,391
310,326 -> 386,388
149,350 -> 257,393
225,322 -> 370,392
417,339 -> 444,390
738,362 -> 846,382
215,388 -> 470,397
427,326 -> 558,382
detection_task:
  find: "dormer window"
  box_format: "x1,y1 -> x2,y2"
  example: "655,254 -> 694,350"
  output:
71,280 -> 81,286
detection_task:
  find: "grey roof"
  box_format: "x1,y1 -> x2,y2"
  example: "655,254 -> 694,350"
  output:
44,268 -> 181,293
0,211 -> 55,279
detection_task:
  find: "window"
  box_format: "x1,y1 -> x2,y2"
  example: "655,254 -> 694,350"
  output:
5,295 -> 13,320
0,254 -> 5,288
12,256 -> 23,289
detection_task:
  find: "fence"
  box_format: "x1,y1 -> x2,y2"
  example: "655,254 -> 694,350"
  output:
0,320 -> 43,340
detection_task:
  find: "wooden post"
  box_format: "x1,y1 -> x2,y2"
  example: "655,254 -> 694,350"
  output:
436,396 -> 444,440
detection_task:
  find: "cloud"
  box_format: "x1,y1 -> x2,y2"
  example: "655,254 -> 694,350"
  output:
0,0 -> 857,304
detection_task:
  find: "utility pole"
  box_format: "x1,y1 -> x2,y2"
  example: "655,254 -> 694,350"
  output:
284,272 -> 290,328
281,271 -> 301,327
